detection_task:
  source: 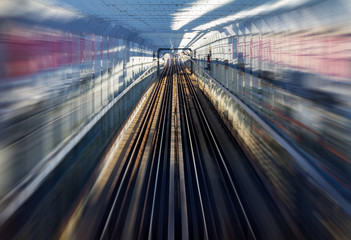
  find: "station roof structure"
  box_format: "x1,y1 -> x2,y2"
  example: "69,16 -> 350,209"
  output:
49,0 -> 306,48
1,0 -> 350,49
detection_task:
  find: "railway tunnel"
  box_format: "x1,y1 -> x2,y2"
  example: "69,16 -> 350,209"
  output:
0,0 -> 351,239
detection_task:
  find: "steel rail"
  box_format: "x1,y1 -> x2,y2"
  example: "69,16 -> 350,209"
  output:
99,61 -> 171,239
148,59 -> 174,239
176,59 -> 209,240
180,63 -> 257,239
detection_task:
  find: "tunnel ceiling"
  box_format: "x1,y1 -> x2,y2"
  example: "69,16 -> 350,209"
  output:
52,0 -> 262,48
41,0 -> 310,49
2,0 -> 329,49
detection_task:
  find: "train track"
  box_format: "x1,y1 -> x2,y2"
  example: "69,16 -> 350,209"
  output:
176,59 -> 256,240
96,58 -> 258,239
98,59 -> 171,239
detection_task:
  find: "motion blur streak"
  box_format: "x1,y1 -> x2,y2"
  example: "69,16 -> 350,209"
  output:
0,3 -> 156,238
0,0 -> 351,239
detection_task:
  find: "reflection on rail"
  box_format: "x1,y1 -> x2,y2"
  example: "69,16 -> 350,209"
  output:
96,59 -> 261,239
